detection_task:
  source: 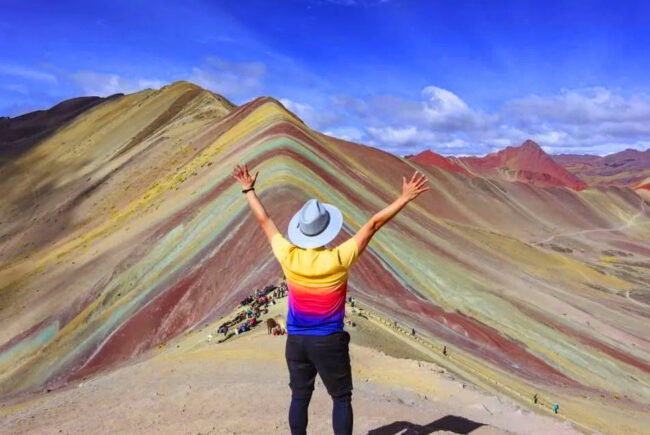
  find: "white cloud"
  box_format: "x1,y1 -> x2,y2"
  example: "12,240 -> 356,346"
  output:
72,70 -> 164,96
70,57 -> 266,100
367,126 -> 422,146
503,87 -> 650,126
496,88 -> 650,153
529,131 -> 570,146
316,86 -> 650,156
421,86 -> 495,130
323,126 -> 364,142
190,58 -> 266,99
279,98 -> 339,129
421,86 -> 469,121
0,64 -> 57,83
331,94 -> 367,114
366,87 -> 494,136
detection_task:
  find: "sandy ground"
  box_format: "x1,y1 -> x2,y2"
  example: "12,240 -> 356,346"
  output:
0,301 -> 578,435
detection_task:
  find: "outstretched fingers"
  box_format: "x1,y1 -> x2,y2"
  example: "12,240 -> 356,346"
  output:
233,164 -> 249,183
411,171 -> 429,185
409,171 -> 426,185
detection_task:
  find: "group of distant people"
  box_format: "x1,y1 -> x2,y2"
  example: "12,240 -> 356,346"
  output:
239,282 -> 285,306
215,280 -> 289,339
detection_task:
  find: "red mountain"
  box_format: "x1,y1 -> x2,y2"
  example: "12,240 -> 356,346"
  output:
452,140 -> 587,190
407,149 -> 470,175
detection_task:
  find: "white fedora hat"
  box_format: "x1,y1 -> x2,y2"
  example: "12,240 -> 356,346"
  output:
288,198 -> 343,249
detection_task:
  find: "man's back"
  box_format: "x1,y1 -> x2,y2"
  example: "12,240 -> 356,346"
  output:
271,234 -> 359,335
232,163 -> 428,435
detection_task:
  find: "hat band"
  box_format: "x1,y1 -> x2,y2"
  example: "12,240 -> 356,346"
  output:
298,210 -> 330,236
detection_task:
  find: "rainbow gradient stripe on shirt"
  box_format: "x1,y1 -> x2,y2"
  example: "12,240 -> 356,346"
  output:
270,233 -> 359,336
286,280 -> 348,335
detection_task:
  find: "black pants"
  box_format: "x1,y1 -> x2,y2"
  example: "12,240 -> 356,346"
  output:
285,331 -> 353,435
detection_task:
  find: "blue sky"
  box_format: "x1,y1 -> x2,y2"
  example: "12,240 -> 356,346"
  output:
1,0 -> 650,156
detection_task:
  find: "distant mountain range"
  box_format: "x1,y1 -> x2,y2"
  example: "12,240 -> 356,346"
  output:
552,148 -> 650,187
408,140 -> 650,193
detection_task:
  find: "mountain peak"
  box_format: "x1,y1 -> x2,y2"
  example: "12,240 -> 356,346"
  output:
407,149 -> 470,175
521,139 -> 542,150
509,140 -> 544,159
458,140 -> 587,189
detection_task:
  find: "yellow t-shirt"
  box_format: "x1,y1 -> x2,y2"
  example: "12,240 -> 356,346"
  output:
271,233 -> 359,334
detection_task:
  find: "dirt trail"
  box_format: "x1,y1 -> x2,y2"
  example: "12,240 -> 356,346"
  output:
532,198 -> 650,246
0,299 -> 577,435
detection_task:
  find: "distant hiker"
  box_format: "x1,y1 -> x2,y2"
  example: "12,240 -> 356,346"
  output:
411,328 -> 415,336
393,320 -> 398,329
233,163 -> 429,435
553,403 -> 559,414
443,346 -> 447,356
533,393 -> 538,404
267,318 -> 278,334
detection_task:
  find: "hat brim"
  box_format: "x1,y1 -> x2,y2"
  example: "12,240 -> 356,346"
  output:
287,203 -> 343,249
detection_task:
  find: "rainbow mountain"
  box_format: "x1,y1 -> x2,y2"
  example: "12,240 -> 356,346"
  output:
1,81 -> 649,432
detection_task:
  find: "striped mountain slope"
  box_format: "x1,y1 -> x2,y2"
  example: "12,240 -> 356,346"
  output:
0,82 -> 649,432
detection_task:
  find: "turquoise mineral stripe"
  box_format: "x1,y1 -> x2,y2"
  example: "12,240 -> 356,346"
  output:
0,321 -> 59,367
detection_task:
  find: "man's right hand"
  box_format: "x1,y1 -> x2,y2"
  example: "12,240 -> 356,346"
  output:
400,171 -> 430,201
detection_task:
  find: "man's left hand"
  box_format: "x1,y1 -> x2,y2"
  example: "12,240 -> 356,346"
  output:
233,163 -> 259,189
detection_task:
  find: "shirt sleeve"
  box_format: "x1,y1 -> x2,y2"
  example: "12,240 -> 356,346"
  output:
271,233 -> 293,265
335,236 -> 360,269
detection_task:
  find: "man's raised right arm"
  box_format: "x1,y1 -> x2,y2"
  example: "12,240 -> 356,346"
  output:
353,171 -> 429,255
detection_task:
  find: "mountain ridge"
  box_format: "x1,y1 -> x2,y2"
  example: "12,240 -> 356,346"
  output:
0,82 -> 649,433
406,149 -> 470,175
412,139 -> 588,190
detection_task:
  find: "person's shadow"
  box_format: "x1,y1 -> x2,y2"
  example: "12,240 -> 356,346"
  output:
367,415 -> 485,434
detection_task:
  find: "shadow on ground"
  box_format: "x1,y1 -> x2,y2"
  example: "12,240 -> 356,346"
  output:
367,415 -> 485,434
